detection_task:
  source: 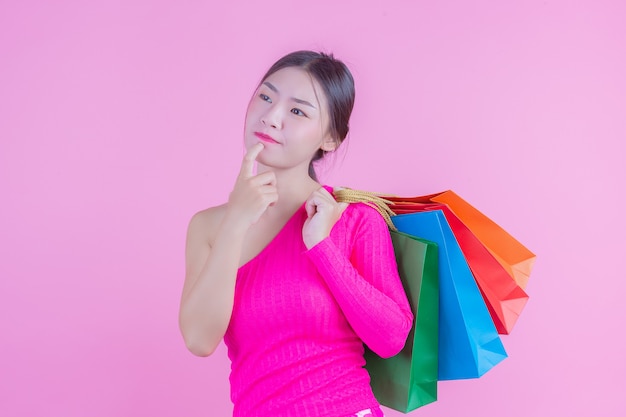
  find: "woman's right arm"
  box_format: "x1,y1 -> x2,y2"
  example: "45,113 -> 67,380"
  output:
178,209 -> 247,357
178,143 -> 276,357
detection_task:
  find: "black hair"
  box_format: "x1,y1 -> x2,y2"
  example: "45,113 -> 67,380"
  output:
259,50 -> 355,181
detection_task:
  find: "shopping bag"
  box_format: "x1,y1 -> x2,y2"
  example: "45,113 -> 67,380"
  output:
391,210 -> 507,380
364,230 -> 439,412
394,191 -> 536,290
384,199 -> 528,334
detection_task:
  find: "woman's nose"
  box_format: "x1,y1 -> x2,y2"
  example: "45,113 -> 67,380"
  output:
261,106 -> 283,129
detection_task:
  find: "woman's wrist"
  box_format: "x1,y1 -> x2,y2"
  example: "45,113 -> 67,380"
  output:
218,212 -> 250,240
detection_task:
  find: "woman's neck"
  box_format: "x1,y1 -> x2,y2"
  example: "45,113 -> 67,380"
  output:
257,163 -> 323,216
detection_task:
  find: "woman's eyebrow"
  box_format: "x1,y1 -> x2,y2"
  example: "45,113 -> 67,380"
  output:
262,81 -> 317,109
263,81 -> 279,93
292,97 -> 316,109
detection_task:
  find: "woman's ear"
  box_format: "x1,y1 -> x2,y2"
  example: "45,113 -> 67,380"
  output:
320,134 -> 338,152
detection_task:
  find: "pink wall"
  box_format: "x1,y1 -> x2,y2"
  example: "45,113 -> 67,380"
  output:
1,1 -> 624,416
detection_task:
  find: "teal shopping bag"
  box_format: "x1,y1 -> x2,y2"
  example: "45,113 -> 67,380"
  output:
392,210 -> 507,380
365,230 -> 439,412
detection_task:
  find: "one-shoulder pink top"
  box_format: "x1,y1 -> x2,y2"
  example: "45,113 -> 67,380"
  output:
224,191 -> 413,417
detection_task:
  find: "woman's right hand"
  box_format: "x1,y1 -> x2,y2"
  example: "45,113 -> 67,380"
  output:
180,144 -> 274,357
226,143 -> 278,229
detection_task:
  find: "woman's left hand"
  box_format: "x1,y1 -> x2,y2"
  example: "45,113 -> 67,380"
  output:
302,187 -> 348,249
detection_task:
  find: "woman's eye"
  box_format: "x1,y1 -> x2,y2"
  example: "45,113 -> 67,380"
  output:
259,94 -> 271,103
291,108 -> 306,117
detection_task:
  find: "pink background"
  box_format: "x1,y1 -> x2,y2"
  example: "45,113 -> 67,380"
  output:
1,1 -> 624,416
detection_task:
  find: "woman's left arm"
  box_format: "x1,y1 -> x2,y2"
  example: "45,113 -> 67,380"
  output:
304,191 -> 413,358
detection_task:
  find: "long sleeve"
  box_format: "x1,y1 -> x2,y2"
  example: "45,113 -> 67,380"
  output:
305,203 -> 413,358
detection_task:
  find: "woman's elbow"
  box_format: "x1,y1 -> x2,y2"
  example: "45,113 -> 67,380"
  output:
184,336 -> 218,357
374,335 -> 407,359
178,306 -> 229,357
373,313 -> 414,359
180,327 -> 221,357
179,318 -> 222,357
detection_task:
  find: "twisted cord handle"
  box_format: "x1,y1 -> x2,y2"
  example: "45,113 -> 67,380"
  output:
333,187 -> 398,231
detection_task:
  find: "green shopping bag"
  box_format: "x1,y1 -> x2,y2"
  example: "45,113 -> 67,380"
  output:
364,230 -> 439,412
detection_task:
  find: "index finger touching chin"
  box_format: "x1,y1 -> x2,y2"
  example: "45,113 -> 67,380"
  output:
240,143 -> 264,177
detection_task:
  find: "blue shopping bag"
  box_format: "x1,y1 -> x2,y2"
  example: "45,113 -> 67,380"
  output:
392,210 -> 507,380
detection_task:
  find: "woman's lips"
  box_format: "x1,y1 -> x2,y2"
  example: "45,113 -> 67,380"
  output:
254,132 -> 279,144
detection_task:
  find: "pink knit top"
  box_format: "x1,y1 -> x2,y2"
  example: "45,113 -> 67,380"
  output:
223,192 -> 413,417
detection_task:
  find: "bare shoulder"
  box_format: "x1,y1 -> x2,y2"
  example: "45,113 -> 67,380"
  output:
187,203 -> 228,248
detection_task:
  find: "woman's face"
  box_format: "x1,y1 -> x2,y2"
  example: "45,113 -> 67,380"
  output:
243,66 -> 335,173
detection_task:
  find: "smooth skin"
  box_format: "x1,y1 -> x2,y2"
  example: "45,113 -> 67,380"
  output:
179,67 -> 348,356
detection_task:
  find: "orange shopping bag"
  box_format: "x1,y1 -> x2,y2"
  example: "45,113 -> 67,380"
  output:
412,191 -> 536,290
382,198 -> 529,334
334,188 -> 535,335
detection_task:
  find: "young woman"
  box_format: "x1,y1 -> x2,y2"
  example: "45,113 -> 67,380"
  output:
179,50 -> 413,417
